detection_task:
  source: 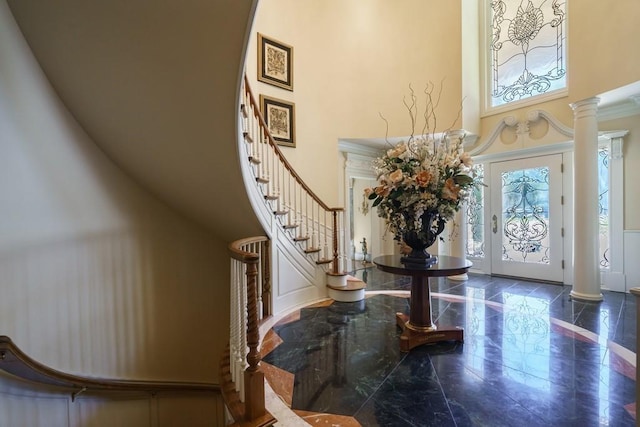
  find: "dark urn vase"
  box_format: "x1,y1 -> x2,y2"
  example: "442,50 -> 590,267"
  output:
400,210 -> 446,266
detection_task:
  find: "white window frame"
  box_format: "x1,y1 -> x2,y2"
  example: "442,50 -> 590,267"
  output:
480,0 -> 569,117
598,131 -> 627,292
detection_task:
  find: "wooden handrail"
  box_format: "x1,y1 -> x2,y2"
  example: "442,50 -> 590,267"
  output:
229,236 -> 269,263
229,236 -> 271,318
0,335 -> 219,399
243,75 -> 343,214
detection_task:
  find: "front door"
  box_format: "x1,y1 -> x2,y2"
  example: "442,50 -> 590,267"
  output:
490,154 -> 564,282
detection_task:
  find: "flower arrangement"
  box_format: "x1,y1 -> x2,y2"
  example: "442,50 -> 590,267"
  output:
364,85 -> 479,258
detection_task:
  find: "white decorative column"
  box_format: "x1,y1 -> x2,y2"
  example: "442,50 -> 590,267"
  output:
570,98 -> 602,301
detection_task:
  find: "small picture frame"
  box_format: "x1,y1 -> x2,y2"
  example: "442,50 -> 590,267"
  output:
258,33 -> 293,91
260,95 -> 295,148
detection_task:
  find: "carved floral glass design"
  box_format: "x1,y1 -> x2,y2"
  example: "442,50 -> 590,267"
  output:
489,0 -> 566,107
501,166 -> 550,264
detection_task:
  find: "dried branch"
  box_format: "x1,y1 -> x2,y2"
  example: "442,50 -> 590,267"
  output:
381,79 -> 463,149
402,84 -> 418,144
378,112 -> 394,148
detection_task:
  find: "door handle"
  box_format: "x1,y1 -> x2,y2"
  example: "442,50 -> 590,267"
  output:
492,214 -> 498,234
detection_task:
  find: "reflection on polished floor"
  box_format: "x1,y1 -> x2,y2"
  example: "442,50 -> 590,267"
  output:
261,268 -> 637,426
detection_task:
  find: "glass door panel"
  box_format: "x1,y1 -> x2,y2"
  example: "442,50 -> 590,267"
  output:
490,155 -> 564,282
501,166 -> 551,264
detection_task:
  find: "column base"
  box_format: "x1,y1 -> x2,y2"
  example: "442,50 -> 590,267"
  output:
570,289 -> 603,302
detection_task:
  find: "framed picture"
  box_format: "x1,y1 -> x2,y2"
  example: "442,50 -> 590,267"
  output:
260,95 -> 295,148
257,33 -> 293,91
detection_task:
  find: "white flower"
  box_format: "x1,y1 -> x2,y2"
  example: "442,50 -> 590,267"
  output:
460,152 -> 473,167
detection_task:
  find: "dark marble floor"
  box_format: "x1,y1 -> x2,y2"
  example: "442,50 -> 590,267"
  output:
262,268 -> 637,426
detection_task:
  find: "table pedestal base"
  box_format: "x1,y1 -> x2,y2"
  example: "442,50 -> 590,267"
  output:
395,313 -> 463,352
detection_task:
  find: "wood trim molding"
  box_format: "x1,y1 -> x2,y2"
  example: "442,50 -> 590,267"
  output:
0,335 -> 219,400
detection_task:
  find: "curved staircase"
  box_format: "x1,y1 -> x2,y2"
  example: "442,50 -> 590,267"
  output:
239,76 -> 364,304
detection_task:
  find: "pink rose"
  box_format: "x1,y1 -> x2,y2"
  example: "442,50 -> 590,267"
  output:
442,178 -> 461,201
375,185 -> 391,197
389,169 -> 404,184
415,170 -> 433,187
387,142 -> 407,158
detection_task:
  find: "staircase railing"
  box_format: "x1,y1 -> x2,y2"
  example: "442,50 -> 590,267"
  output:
222,236 -> 275,426
241,75 -> 345,276
225,76 -> 348,425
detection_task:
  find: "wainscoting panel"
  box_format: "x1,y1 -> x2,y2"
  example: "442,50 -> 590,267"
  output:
155,395 -> 227,426
273,240 -> 326,314
0,393 -> 68,426
624,230 -> 640,291
74,398 -> 151,427
0,374 -> 226,427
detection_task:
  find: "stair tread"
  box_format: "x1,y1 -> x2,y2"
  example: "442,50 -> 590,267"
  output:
327,278 -> 367,291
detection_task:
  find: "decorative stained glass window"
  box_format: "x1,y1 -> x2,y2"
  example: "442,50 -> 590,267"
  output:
489,0 -> 567,108
598,146 -> 610,269
466,164 -> 485,258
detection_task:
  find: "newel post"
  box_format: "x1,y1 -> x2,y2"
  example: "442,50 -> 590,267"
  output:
243,259 -> 266,421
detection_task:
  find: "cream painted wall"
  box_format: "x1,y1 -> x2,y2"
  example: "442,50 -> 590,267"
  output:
248,0 -> 463,207
0,0 -> 228,385
569,0 -> 640,103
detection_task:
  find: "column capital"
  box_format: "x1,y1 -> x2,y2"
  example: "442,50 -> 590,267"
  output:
570,97 -> 600,118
